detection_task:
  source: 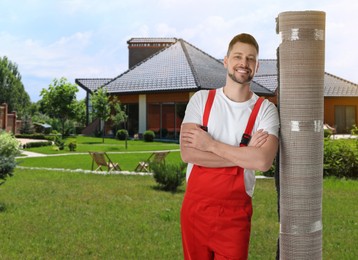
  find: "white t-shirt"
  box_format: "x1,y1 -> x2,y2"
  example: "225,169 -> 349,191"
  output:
182,87 -> 279,197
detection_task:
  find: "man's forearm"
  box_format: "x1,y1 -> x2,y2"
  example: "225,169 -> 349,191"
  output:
180,146 -> 236,167
208,135 -> 278,171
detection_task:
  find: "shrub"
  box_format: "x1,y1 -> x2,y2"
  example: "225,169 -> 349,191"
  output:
143,130 -> 155,142
324,128 -> 332,139
262,162 -> 276,177
116,129 -> 128,140
324,140 -> 358,179
160,128 -> 168,138
0,131 -> 20,185
54,136 -> 65,150
68,142 -> 77,152
0,131 -> 20,157
150,162 -> 186,192
351,124 -> 358,135
15,133 -> 46,140
23,141 -> 53,148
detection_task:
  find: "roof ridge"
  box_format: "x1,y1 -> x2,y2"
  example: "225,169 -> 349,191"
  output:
325,72 -> 358,86
182,39 -> 224,65
179,39 -> 201,88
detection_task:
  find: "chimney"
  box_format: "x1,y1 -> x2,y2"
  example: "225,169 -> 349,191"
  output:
127,38 -> 177,69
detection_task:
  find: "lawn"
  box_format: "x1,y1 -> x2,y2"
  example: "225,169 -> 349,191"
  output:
0,170 -> 356,259
5,136 -> 357,259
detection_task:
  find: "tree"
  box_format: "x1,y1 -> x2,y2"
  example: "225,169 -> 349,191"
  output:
91,88 -> 128,143
111,96 -> 128,148
91,88 -> 111,143
40,77 -> 78,136
0,56 -> 31,118
111,96 -> 128,134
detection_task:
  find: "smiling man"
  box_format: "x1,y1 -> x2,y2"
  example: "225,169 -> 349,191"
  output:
180,33 -> 279,260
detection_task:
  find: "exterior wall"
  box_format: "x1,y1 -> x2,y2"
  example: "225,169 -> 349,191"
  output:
104,91 -> 358,137
324,97 -> 358,133
146,92 -> 189,103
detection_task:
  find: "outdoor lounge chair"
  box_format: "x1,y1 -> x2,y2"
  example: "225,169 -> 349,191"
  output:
134,151 -> 170,172
89,151 -> 121,172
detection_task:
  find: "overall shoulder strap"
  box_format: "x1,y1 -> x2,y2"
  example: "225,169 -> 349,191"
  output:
201,89 -> 216,131
240,97 -> 265,147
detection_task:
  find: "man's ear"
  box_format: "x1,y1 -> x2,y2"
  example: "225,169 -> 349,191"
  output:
223,56 -> 228,69
255,60 -> 260,73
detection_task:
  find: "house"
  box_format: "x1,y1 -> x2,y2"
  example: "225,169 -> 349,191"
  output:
76,38 -> 358,138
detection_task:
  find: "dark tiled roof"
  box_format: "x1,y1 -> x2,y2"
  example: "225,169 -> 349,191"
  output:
324,72 -> 358,96
75,39 -> 357,97
104,39 -> 274,95
105,40 -> 198,93
75,78 -> 112,93
256,59 -> 277,76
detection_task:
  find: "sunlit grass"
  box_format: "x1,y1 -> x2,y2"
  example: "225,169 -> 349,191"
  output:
0,170 -> 356,259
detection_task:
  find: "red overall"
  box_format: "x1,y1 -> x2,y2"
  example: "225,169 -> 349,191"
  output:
181,90 -> 264,260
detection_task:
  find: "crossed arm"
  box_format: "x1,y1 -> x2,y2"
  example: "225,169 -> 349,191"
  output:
180,123 -> 278,172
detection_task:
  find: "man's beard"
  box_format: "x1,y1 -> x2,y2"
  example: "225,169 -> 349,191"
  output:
228,69 -> 253,85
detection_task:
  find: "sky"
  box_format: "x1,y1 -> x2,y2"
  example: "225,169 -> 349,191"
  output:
1,0 -> 357,102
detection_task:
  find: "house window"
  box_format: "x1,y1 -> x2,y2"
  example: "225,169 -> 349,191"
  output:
147,102 -> 187,139
334,105 -> 356,133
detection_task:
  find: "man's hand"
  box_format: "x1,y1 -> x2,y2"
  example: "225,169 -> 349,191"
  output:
180,124 -> 214,152
248,129 -> 268,148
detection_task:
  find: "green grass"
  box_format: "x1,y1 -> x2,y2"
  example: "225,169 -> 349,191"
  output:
0,170 -> 357,259
23,136 -> 180,154
9,136 -> 358,258
0,169 -> 184,259
17,151 -> 183,172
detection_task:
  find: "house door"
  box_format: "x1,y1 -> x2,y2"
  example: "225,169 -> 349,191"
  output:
334,105 -> 356,133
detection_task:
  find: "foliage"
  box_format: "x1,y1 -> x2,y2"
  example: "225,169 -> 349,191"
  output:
20,114 -> 35,134
0,56 -> 31,118
91,88 -> 111,142
40,77 -> 78,136
116,129 -> 128,140
324,139 -> 358,179
54,136 -> 65,150
0,131 -> 20,185
350,124 -> 358,135
160,128 -> 168,138
110,96 -> 128,134
324,128 -> 332,139
23,141 -> 53,149
73,99 -> 87,127
262,161 -> 276,177
143,130 -> 155,142
150,162 -> 186,191
68,142 -> 77,152
91,90 -> 128,142
0,131 -> 20,157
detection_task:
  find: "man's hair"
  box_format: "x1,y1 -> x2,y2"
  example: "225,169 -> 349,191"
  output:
227,33 -> 259,56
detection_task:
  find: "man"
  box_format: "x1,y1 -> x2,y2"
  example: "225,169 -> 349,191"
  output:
180,33 -> 279,260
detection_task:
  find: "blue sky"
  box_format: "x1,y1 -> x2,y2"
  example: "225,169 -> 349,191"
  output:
1,0 -> 357,102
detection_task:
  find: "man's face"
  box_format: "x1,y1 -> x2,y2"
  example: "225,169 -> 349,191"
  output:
224,42 -> 258,85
